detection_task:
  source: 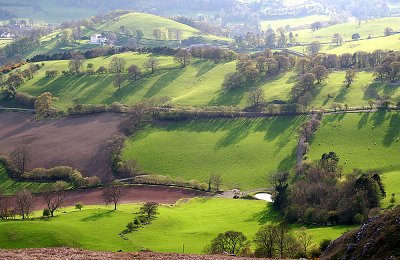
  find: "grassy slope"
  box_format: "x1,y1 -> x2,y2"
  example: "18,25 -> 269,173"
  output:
0,198 -> 352,253
15,52 -> 237,109
308,112 -> 400,206
261,14 -> 330,30
123,117 -> 304,190
0,165 -> 52,195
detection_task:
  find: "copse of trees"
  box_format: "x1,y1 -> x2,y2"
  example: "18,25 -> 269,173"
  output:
275,153 -> 386,225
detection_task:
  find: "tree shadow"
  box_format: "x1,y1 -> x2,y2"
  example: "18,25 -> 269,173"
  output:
215,119 -> 253,148
144,68 -> 185,98
191,59 -> 216,77
247,204 -> 281,225
371,110 -> 387,126
80,210 -> 114,222
383,113 -> 400,147
277,146 -> 297,172
334,85 -> 349,103
357,113 -> 369,129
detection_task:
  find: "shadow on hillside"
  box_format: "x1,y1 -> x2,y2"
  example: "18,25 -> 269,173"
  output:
371,110 -> 387,126
358,113 -> 369,129
144,68 -> 185,98
383,113 -> 400,147
80,210 -> 114,222
334,85 -> 349,103
248,205 -> 280,225
191,60 -> 215,77
277,147 -> 297,172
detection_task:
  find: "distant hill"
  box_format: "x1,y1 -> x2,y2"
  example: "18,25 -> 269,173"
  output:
322,206 -> 400,259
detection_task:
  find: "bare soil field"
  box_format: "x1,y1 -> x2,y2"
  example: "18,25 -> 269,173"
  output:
5,185 -> 207,210
0,112 -> 123,181
0,248 -> 269,260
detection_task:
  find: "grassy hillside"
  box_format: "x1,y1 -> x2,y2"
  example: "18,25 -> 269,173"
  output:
14,52 -> 238,110
0,198 -> 352,253
122,117 -> 305,190
261,14 -> 330,30
308,112 -> 400,206
0,165 -> 52,195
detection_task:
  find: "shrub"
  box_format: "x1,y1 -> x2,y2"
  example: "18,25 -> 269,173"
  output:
75,203 -> 83,210
43,208 -> 51,217
319,239 -> 332,252
13,93 -> 36,108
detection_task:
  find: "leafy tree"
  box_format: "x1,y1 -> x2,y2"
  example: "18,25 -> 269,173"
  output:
345,70 -> 357,86
295,58 -> 310,75
254,224 -> 278,258
6,73 -> 24,87
311,21 -> 322,31
127,64 -> 142,81
68,53 -> 84,74
174,49 -> 192,67
297,227 -> 313,257
332,33 -> 344,46
35,92 -> 57,118
248,87 -> 265,109
206,231 -> 249,256
384,27 -> 394,36
102,183 -> 127,210
311,65 -> 329,84
139,202 -> 159,219
210,173 -> 223,192
75,203 -> 83,210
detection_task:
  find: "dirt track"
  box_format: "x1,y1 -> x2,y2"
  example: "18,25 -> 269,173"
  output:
0,112 -> 123,181
5,185 -> 207,211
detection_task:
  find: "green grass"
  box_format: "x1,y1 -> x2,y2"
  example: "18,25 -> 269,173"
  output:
14,52 -> 238,110
261,14 -> 330,30
0,38 -> 12,49
0,198 -> 353,253
0,165 -> 52,195
308,112 -> 400,206
122,117 -> 305,190
309,111 -> 400,173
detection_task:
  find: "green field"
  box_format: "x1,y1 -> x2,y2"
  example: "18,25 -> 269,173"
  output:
261,14 -> 330,30
0,198 -> 353,253
0,165 -> 52,195
122,117 -> 304,190
308,112 -> 400,206
0,38 -> 12,49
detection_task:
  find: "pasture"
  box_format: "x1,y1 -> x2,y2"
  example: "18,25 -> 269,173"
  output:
0,198 -> 353,253
122,117 -> 305,190
261,14 -> 330,30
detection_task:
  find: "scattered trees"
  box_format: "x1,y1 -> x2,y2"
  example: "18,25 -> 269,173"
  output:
206,231 -> 249,256
102,182 -> 127,210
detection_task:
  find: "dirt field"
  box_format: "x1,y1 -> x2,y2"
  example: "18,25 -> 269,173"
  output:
0,248 -> 270,260
5,185 -> 207,210
0,112 -> 123,181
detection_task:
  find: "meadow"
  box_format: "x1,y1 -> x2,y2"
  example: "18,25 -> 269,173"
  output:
260,14 -> 330,30
0,198 -> 353,253
122,117 -> 305,190
0,165 -> 52,195
308,112 -> 400,206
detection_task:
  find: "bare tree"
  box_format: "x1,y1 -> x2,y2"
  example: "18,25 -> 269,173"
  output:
210,173 -> 223,192
43,181 -> 68,217
127,64 -> 142,81
102,183 -> 126,210
248,87 -> 265,109
16,189 -> 33,219
113,73 -> 125,90
0,190 -> 9,219
118,102 -> 151,135
174,49 -> 192,67
109,57 -> 126,73
345,70 -> 357,86
10,145 -> 31,174
297,227 -> 313,257
144,57 -> 160,74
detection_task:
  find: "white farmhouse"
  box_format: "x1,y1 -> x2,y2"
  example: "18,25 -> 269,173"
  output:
1,32 -> 15,38
89,34 -> 107,45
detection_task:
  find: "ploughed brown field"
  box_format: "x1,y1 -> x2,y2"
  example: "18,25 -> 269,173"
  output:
0,248 -> 269,260
4,185 -> 207,210
0,112 -> 123,181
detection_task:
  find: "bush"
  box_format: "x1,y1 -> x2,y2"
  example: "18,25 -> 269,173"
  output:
43,208 -> 51,217
13,93 -> 36,108
75,203 -> 83,210
319,239 -> 332,252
